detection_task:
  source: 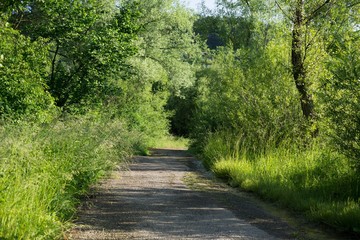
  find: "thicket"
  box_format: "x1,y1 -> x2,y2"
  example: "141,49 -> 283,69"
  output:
0,0 -> 197,238
0,21 -> 55,120
1,0 -> 360,237
183,0 -> 360,234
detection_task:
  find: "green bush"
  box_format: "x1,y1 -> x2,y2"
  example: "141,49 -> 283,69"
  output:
323,33 -> 360,170
0,23 -> 56,121
190,45 -> 304,157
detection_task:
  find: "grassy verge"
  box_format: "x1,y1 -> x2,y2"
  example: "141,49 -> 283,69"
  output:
150,135 -> 189,150
199,132 -> 360,233
0,117 -> 146,239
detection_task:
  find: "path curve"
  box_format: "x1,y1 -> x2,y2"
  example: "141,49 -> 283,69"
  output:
69,149 -> 297,239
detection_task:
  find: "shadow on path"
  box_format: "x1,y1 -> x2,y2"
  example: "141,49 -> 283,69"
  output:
69,149 -> 297,239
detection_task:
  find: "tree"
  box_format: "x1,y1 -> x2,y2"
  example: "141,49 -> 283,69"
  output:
274,0 -> 360,132
321,3 -> 360,168
194,15 -> 253,50
194,0 -> 255,50
290,0 -> 314,121
131,0 -> 199,94
10,0 -> 140,109
0,21 -> 55,120
119,0 -> 200,136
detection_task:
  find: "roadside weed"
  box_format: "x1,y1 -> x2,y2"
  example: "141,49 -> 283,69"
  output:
0,118 -> 142,239
205,133 -> 360,232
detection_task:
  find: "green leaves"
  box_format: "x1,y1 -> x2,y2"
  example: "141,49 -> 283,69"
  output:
323,30 -> 360,168
133,0 -> 198,94
0,25 -> 55,121
191,42 -> 304,154
8,0 -> 140,109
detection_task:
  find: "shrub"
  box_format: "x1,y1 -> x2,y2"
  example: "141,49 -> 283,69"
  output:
323,34 -> 360,170
0,23 -> 56,121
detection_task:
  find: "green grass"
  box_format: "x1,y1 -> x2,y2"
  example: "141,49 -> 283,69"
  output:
150,135 -> 189,150
0,117 -> 145,239
201,133 -> 360,233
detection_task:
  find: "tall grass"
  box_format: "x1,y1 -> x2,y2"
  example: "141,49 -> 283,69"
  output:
0,117 -> 145,239
200,132 -> 360,233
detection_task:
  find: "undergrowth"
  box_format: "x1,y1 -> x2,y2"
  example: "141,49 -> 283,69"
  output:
199,132 -> 360,233
0,117 -> 146,239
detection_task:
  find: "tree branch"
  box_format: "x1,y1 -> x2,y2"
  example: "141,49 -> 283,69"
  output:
243,0 -> 251,9
347,1 -> 360,8
306,0 -> 331,23
304,5 -> 332,60
49,49 -> 69,60
50,42 -> 60,85
275,0 -> 292,22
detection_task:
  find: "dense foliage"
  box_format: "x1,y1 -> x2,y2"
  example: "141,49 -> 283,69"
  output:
0,20 -> 55,120
10,0 -> 140,109
186,0 -> 360,163
324,28 -> 360,169
0,0 -> 193,238
1,0 -> 360,237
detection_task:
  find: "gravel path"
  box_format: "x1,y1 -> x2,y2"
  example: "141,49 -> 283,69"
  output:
68,149 -> 300,239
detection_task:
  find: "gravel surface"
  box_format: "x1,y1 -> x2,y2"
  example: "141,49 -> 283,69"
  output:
68,149 -> 303,240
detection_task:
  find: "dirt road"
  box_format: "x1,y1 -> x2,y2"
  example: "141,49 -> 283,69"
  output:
69,149 -> 331,239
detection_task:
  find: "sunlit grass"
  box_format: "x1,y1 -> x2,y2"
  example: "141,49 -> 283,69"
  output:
202,133 -> 360,233
150,135 -> 189,150
0,118 -> 144,239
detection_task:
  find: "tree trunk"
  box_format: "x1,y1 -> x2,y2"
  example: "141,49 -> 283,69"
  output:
291,0 -> 315,121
